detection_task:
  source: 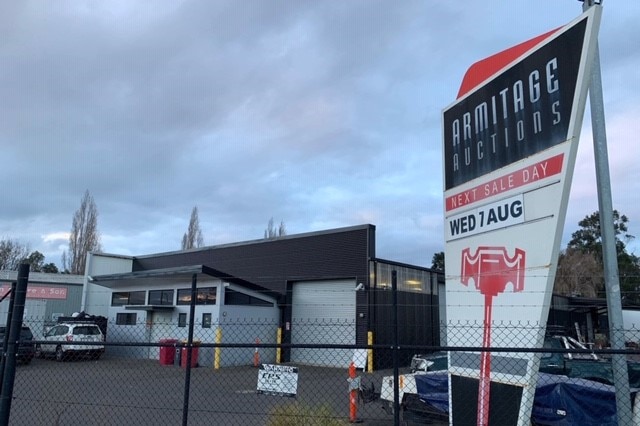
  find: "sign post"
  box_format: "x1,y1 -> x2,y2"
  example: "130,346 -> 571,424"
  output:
582,0 -> 632,421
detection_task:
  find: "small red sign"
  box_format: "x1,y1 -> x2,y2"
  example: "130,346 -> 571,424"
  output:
0,285 -> 68,300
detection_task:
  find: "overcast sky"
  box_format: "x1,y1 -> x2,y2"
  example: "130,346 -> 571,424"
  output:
2,1 -> 639,270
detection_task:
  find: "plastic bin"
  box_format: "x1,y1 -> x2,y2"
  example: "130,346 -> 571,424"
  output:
181,340 -> 200,368
159,339 -> 178,365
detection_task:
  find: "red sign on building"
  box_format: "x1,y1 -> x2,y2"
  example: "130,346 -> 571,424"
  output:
0,285 -> 68,300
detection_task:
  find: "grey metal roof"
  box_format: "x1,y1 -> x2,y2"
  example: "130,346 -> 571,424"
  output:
89,264 -> 281,302
0,270 -> 84,286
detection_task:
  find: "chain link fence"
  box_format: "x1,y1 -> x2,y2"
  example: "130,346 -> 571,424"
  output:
4,316 -> 640,425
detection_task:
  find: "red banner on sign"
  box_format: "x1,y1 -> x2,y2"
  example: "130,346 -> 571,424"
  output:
0,285 -> 68,300
445,153 -> 564,212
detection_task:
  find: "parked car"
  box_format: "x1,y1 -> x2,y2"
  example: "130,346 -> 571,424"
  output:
0,325 -> 36,365
38,322 -> 105,361
539,334 -> 640,387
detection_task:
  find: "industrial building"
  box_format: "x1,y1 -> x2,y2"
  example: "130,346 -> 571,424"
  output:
82,224 -> 444,369
0,271 -> 84,338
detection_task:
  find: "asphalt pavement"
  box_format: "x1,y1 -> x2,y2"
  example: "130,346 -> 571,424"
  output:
9,355 -> 397,425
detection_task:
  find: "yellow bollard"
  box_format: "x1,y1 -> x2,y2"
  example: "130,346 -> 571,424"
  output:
276,327 -> 282,364
367,331 -> 374,373
214,327 -> 222,369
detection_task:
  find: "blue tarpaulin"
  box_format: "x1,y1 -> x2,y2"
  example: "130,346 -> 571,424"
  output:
413,372 -> 636,425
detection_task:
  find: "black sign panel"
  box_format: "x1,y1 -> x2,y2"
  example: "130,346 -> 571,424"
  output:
443,18 -> 587,191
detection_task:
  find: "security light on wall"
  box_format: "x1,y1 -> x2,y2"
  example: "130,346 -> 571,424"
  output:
354,283 -> 364,291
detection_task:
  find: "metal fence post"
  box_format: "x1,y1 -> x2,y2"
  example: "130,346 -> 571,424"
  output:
0,264 -> 29,425
182,273 -> 198,426
392,270 -> 400,426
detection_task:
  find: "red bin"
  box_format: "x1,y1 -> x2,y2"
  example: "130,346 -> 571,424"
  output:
181,340 -> 200,368
159,339 -> 178,365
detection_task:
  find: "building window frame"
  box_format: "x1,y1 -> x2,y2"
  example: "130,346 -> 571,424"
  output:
202,313 -> 212,329
178,313 -> 187,328
177,287 -> 217,306
148,289 -> 175,306
116,313 -> 137,325
111,291 -> 146,306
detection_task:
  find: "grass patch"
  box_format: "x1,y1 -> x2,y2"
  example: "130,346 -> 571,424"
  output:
267,402 -> 346,426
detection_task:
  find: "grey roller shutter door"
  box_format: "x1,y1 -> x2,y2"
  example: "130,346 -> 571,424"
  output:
291,279 -> 356,367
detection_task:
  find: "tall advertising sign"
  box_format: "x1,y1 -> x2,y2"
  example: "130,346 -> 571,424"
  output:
443,7 -> 601,425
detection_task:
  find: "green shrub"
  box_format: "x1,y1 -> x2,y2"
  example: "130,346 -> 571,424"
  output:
267,403 -> 346,426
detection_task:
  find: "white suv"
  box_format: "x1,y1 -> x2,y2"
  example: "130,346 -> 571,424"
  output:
39,322 -> 105,361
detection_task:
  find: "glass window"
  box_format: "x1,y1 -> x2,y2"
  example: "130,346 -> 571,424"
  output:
111,291 -> 146,306
178,313 -> 187,328
116,313 -> 137,325
73,326 -> 101,335
196,288 -> 217,305
149,290 -> 174,306
177,289 -> 191,305
224,289 -> 273,307
129,291 -> 146,305
177,287 -> 217,305
202,313 -> 212,329
373,261 -> 435,294
111,292 -> 129,306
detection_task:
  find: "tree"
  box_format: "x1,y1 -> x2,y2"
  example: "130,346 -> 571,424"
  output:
264,217 -> 286,239
181,206 -> 204,250
0,238 -> 30,270
23,250 -> 59,273
431,251 -> 445,271
567,210 -> 633,259
63,190 -> 102,274
554,248 -> 602,297
558,210 -> 640,303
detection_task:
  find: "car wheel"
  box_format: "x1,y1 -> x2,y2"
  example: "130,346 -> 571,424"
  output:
55,346 -> 65,362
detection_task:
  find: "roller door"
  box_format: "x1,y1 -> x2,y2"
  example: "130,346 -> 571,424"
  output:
291,279 -> 356,367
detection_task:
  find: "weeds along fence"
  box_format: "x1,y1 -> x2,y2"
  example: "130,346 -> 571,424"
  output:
4,318 -> 640,425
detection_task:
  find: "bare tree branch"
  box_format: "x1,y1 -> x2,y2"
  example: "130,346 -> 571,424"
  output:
182,206 -> 204,250
0,238 -> 31,270
63,190 -> 102,274
264,217 -> 287,239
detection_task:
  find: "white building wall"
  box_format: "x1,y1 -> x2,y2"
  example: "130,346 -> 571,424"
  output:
83,252 -> 133,317
103,279 -> 280,367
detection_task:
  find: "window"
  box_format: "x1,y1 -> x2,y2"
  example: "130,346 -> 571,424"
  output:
177,287 -> 217,305
116,313 -> 137,325
148,289 -> 174,306
373,261 -> 436,294
73,326 -> 101,335
224,289 -> 273,307
46,325 -> 68,337
178,313 -> 187,328
111,291 -> 146,306
202,313 -> 212,329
